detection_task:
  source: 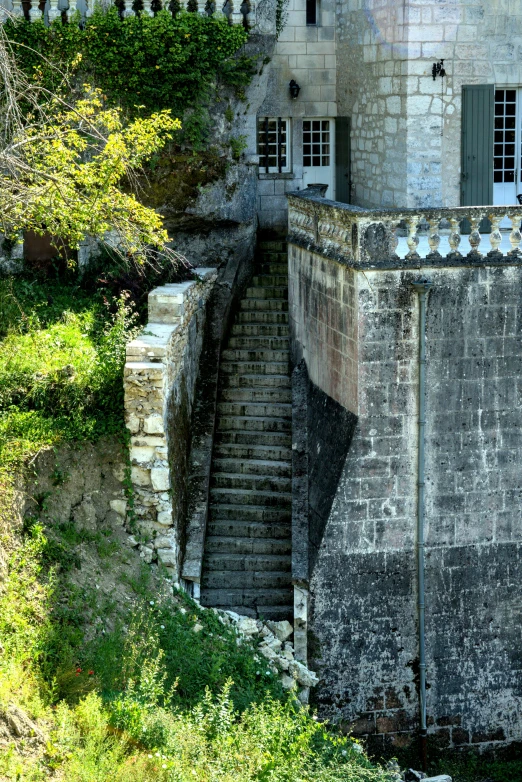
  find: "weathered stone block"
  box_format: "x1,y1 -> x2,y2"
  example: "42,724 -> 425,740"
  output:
131,466 -> 150,487
144,415 -> 165,435
150,467 -> 170,491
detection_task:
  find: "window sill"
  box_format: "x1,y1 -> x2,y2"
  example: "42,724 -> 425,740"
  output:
258,172 -> 295,179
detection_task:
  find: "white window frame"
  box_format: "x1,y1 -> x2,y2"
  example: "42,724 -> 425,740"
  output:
257,117 -> 291,174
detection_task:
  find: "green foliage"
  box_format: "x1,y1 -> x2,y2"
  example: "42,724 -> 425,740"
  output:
5,9 -> 252,130
0,276 -> 139,468
276,0 -> 289,38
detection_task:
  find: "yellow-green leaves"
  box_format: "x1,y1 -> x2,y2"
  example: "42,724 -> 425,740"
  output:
0,86 -> 181,264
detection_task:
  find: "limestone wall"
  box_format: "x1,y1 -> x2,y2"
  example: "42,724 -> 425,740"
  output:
289,237 -> 522,751
336,0 -> 522,209
124,270 -> 216,581
256,0 -> 337,229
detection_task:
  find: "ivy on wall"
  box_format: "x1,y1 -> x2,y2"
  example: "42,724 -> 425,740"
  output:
5,9 -> 253,141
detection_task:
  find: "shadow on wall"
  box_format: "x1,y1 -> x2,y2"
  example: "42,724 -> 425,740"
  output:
292,359 -> 357,579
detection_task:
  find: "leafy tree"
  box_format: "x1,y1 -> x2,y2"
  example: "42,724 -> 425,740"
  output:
0,28 -> 181,267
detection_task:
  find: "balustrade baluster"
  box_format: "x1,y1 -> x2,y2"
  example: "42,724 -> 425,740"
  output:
448,217 -> 461,257
468,214 -> 483,256
143,0 -> 154,14
427,217 -> 441,258
488,213 -> 503,257
123,0 -> 134,16
405,216 -> 420,261
508,213 -> 522,256
244,0 -> 253,27
230,0 -> 243,24
29,0 -> 43,20
48,0 -> 61,21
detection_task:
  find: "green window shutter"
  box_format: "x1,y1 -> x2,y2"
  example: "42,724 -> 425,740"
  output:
335,116 -> 351,203
461,84 -> 494,207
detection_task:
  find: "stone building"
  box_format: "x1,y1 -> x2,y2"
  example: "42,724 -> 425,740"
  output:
251,0 -> 522,227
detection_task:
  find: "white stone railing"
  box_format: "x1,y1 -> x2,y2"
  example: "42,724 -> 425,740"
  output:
124,268 -> 216,583
287,188 -> 522,268
3,0 -> 259,27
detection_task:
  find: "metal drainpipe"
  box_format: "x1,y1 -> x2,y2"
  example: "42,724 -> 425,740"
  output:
411,279 -> 432,773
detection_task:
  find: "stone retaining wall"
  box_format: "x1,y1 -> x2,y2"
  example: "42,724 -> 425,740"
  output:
124,269 -> 216,581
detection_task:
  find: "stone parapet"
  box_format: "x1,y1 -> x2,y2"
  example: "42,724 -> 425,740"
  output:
124,268 -> 217,581
288,190 -> 522,269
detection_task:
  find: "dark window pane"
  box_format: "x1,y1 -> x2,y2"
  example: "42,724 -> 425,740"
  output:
494,171 -> 503,182
506,103 -> 516,115
312,144 -> 320,154
495,131 -> 503,142
494,158 -> 503,169
495,118 -> 504,129
506,130 -> 516,142
495,103 -> 504,116
506,143 -> 515,156
505,170 -> 515,182
304,156 -> 311,166
507,89 -> 516,101
312,120 -> 320,130
306,0 -> 316,25
505,157 -> 515,169
323,156 -> 329,166
494,144 -> 504,156
313,156 -> 320,165
496,89 -> 505,100
506,117 -> 516,128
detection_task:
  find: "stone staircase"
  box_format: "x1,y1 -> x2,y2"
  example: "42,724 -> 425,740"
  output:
200,240 -> 293,621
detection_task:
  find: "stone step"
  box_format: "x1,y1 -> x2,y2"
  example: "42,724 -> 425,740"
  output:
215,430 -> 292,447
204,552 -> 291,573
201,570 -> 292,589
237,311 -> 289,324
256,251 -> 288,263
205,535 -> 291,556
221,373 -> 290,389
245,287 -> 287,299
209,503 -> 291,522
209,488 -> 292,507
211,472 -> 292,493
217,415 -> 291,433
252,275 -> 288,287
220,361 -> 289,376
227,336 -> 289,350
257,240 -> 287,252
256,263 -> 288,276
213,442 -> 292,462
240,299 -> 289,312
207,519 -> 291,539
213,458 -> 291,477
199,587 -> 293,611
220,387 -> 292,404
231,323 -> 289,338
221,348 -> 289,363
217,401 -> 292,418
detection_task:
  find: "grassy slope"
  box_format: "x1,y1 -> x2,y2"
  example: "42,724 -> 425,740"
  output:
0,272 -> 393,781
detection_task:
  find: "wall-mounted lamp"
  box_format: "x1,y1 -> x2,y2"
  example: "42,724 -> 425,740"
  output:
432,59 -> 446,80
289,80 -> 301,99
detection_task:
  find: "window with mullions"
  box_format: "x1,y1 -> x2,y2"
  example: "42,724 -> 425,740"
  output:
306,0 -> 317,25
257,118 -> 290,173
303,120 -> 330,167
494,89 -> 518,184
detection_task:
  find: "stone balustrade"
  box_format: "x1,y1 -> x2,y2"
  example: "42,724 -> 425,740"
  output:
3,0 -> 258,28
124,268 -> 216,582
288,188 -> 522,270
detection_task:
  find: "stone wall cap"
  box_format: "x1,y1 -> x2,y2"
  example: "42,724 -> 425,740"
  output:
124,361 -> 164,371
193,267 -> 218,281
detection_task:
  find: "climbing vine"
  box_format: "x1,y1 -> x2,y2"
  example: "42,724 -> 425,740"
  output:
5,9 -> 254,143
